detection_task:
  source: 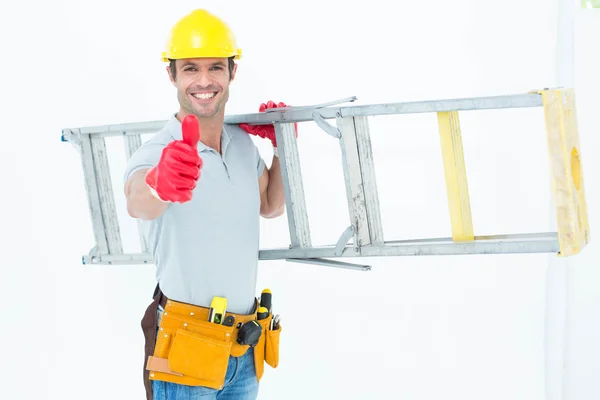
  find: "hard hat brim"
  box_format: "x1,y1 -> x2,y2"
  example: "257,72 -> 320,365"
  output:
161,49 -> 242,62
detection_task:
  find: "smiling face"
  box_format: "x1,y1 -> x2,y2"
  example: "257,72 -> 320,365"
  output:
167,57 -> 237,120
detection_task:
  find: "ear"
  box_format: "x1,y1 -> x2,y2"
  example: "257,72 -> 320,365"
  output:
167,65 -> 176,86
230,63 -> 238,82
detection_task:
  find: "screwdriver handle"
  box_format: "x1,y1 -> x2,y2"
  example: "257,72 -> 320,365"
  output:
260,289 -> 272,313
257,307 -> 269,320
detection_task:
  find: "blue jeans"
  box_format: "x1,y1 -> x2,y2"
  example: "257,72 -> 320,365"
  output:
151,349 -> 259,400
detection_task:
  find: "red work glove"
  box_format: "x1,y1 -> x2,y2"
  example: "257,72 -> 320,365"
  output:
239,101 -> 298,148
145,114 -> 202,203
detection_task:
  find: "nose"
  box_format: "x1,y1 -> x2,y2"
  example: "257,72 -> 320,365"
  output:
195,70 -> 212,88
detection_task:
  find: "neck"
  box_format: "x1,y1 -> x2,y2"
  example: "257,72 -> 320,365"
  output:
177,110 -> 224,153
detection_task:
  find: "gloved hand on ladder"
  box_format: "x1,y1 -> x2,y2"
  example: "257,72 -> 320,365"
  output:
239,101 -> 298,156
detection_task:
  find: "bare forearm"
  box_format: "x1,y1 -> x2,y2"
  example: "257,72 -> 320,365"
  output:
125,169 -> 169,220
265,156 -> 286,217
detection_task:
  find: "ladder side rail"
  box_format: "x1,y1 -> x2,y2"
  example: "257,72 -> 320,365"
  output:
538,88 -> 590,256
223,93 -> 544,125
79,120 -> 169,135
83,252 -> 152,265
257,232 -> 560,260
338,93 -> 543,118
64,93 -> 545,134
84,231 -> 560,265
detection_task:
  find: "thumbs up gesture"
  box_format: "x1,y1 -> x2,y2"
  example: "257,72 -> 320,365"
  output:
145,115 -> 203,203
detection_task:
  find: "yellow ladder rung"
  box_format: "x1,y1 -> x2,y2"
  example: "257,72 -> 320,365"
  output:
437,111 -> 474,242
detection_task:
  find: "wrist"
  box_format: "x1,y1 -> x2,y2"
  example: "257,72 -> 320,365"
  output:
145,168 -> 171,203
148,185 -> 171,203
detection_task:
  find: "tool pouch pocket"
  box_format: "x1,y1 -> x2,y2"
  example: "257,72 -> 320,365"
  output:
253,316 -> 270,381
166,321 -> 234,387
253,316 -> 282,380
265,324 -> 281,368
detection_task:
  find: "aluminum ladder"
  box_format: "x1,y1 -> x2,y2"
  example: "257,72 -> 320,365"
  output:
61,88 -> 590,271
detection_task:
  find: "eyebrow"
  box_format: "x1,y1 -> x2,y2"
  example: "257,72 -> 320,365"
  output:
180,61 -> 226,69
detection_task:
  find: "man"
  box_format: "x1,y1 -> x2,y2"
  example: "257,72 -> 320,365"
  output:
124,9 -> 290,400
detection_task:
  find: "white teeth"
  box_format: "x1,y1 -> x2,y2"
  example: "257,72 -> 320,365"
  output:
192,92 -> 215,100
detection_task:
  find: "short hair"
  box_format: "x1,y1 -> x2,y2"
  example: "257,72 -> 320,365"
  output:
169,56 -> 236,80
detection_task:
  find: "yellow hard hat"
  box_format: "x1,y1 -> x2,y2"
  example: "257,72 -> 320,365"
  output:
161,9 -> 242,62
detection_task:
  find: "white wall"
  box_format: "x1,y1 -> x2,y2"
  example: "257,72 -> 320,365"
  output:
2,0 -> 598,399
563,6 -> 600,399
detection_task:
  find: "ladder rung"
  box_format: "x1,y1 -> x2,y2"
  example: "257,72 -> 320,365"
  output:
123,133 -> 149,253
78,132 -> 109,255
337,116 -> 384,247
437,111 -> 474,241
274,122 -> 311,248
123,132 -> 142,158
354,117 -> 384,245
90,136 -> 123,255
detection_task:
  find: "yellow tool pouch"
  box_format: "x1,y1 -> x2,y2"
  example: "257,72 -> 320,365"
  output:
146,298 -> 282,390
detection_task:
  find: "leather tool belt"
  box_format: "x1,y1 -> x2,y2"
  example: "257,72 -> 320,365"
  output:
141,286 -> 281,399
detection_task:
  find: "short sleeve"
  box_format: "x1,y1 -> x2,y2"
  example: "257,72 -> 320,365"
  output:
123,139 -> 166,184
255,145 -> 266,178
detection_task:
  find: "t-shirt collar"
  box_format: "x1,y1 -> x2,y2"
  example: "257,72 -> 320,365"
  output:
167,113 -> 231,154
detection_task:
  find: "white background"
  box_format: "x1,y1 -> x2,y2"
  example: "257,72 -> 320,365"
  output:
0,0 -> 598,399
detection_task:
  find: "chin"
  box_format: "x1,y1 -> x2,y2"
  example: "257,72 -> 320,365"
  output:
189,96 -> 222,115
193,106 -> 220,118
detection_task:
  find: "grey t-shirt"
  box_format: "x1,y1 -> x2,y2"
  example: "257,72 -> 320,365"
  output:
124,114 -> 266,314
